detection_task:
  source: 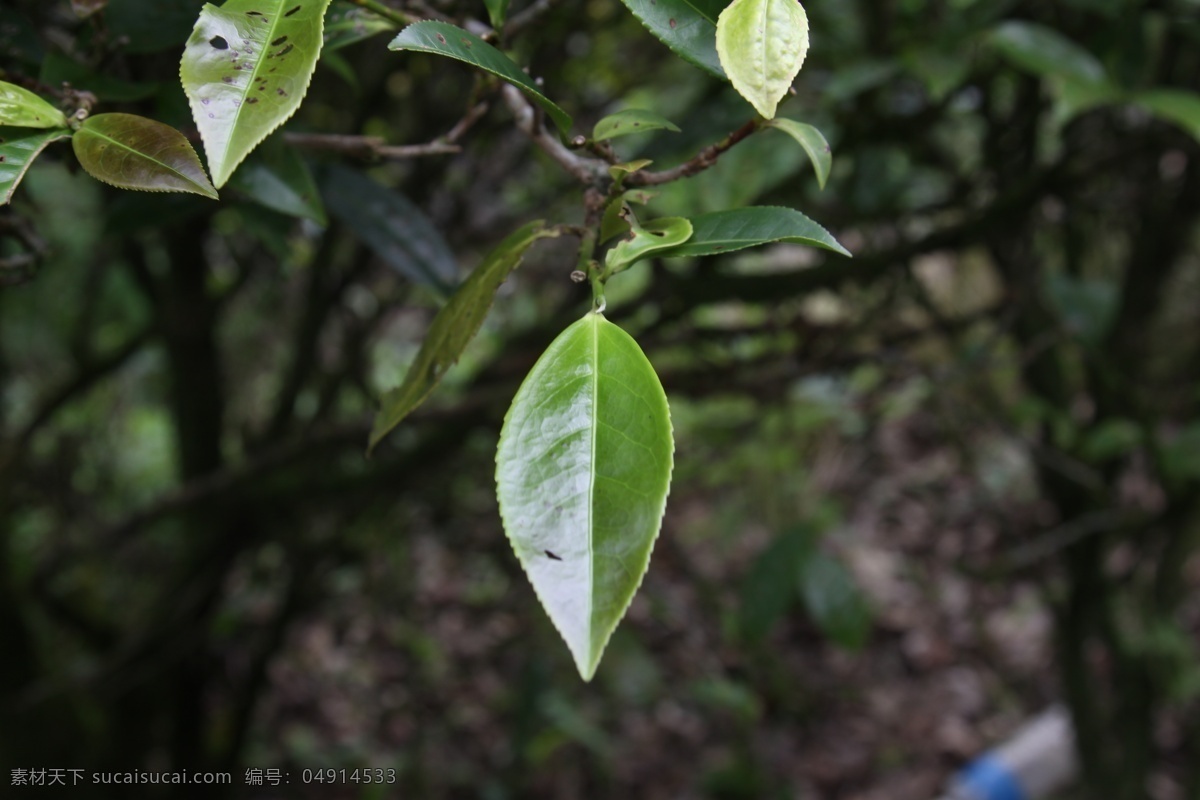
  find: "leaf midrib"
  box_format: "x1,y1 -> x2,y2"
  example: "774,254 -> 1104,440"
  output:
81,124 -> 207,194
218,0 -> 288,175
585,312 -> 599,670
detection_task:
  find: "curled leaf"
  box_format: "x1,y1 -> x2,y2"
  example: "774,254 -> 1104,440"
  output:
765,118 -> 830,189
72,113 -> 218,199
605,215 -> 693,272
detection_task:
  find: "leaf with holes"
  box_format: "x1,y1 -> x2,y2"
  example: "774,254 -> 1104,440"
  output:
496,312 -> 674,680
618,0 -> 727,78
0,127 -> 71,205
716,0 -> 809,119
369,221 -> 561,451
0,81 -> 67,129
605,216 -> 693,273
389,21 -> 573,135
765,119 -> 830,189
72,113 -> 218,198
229,135 -> 325,223
323,1 -> 396,51
593,109 -> 681,142
657,206 -> 848,258
181,0 -> 333,188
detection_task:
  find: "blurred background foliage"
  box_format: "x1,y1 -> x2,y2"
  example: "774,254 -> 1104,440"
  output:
2,0 -> 1200,797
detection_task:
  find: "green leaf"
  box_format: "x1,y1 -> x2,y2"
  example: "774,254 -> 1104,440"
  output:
320,165 -> 456,295
739,527 -> 811,643
482,0 -> 510,31
181,0 -> 334,188
323,1 -> 397,51
593,109 -> 681,142
798,551 -> 871,650
715,0 -> 809,119
618,0 -> 727,79
599,190 -> 656,244
389,21 -> 573,135
0,127 -> 71,205
496,312 -> 674,680
369,221 -> 559,450
41,53 -> 160,103
605,216 -> 693,272
656,206 -> 849,258
0,81 -> 67,129
765,119 -> 830,189
989,21 -> 1106,86
1134,89 -> 1200,144
72,113 -> 219,199
228,136 -> 326,223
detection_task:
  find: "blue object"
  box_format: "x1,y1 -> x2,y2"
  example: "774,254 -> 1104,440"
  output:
955,756 -> 1027,800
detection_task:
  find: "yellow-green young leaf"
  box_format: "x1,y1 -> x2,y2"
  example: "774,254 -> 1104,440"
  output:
765,118 -> 830,189
369,221 -> 561,451
604,216 -> 693,273
496,312 -> 674,680
72,113 -> 218,199
0,127 -> 71,205
181,0 -> 333,188
715,0 -> 809,119
0,81 -> 67,129
593,109 -> 680,142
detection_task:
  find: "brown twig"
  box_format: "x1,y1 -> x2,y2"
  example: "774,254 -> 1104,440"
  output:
501,85 -> 608,185
627,119 -> 764,186
283,132 -> 460,159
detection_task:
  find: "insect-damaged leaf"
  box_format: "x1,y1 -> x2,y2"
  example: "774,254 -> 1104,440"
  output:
497,312 -> 674,681
656,206 -> 848,258
716,0 -> 809,119
604,216 -> 693,273
369,221 -> 560,451
181,0 -> 333,188
388,21 -> 573,135
72,113 -> 218,199
0,127 -> 71,205
764,118 -> 831,189
618,0 -> 727,78
0,81 -> 68,129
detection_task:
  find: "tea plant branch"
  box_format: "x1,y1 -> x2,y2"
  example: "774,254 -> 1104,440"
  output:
501,85 -> 608,185
628,118 -> 764,186
283,132 -> 460,159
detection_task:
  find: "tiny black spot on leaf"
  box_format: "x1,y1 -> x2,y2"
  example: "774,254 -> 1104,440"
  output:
0,155 -> 6,162
284,4 -> 301,16
276,43 -> 294,56
436,32 -> 446,43
247,97 -> 259,104
544,550 -> 563,561
271,35 -> 288,46
669,18 -> 676,27
210,35 -> 229,49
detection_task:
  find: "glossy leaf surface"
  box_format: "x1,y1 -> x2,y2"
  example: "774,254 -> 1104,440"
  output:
716,0 -> 808,119
605,216 -> 693,272
496,312 -> 673,680
320,165 -> 456,295
229,136 -> 326,223
0,127 -> 71,205
72,113 -> 218,199
988,21 -> 1105,86
324,1 -> 396,50
593,109 -> 680,141
369,221 -> 559,450
389,22 -> 573,135
765,118 -> 830,189
0,81 -> 67,129
181,0 -> 333,188
657,206 -> 848,258
618,0 -> 726,78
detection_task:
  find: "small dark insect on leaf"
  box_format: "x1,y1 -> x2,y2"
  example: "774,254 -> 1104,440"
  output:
210,36 -> 229,49
544,550 -> 563,561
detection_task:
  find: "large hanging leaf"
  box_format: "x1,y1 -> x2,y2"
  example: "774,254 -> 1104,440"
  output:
181,0 -> 333,188
1134,89 -> 1200,144
593,109 -> 681,142
764,119 -> 831,189
988,21 -> 1106,86
0,81 -> 68,129
618,0 -> 726,78
369,221 -> 560,450
320,165 -> 457,296
715,0 -> 809,119
229,135 -> 326,223
657,206 -> 848,258
1,127 -> 71,205
72,113 -> 219,199
389,21 -> 573,135
496,312 -> 674,681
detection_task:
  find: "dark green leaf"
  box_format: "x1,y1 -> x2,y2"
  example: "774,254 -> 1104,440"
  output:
0,12 -> 44,65
40,53 -> 160,103
496,312 -> 674,680
593,109 -> 680,142
320,165 -> 456,295
107,0 -> 208,53
228,136 -> 326,223
369,221 -> 559,450
389,21 -> 573,135
181,0 -> 334,187
739,527 -> 813,643
765,119 -> 831,189
72,113 -> 219,199
656,206 -> 850,258
618,0 -> 726,78
989,21 -> 1106,86
323,1 -> 397,51
482,0 -> 510,31
0,127 -> 71,205
1134,89 -> 1200,144
798,551 -> 871,650
0,81 -> 67,129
